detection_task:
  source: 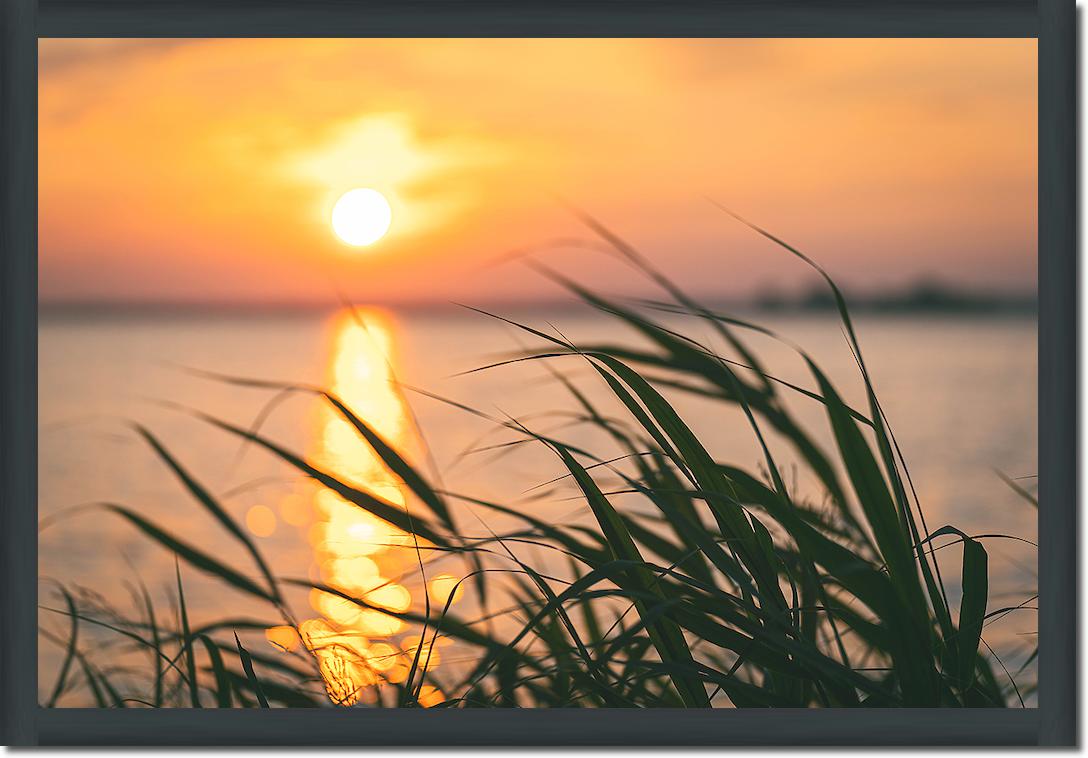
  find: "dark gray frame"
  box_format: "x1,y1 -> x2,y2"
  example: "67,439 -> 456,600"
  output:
2,0 -> 1075,746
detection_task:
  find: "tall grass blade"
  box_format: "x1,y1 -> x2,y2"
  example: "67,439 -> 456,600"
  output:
136,425 -> 281,601
45,588 -> 79,708
193,412 -> 449,547
234,631 -> 270,708
101,503 -> 276,602
198,634 -> 234,708
175,560 -> 202,708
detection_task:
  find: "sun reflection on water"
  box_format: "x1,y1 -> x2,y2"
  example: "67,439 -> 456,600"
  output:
268,309 -> 451,707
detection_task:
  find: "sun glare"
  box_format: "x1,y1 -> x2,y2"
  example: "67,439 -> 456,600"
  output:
331,188 -> 392,247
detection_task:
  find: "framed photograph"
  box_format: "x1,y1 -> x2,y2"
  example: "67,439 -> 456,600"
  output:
2,0 -> 1075,747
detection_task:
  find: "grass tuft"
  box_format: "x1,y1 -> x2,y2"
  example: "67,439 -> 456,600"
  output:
39,216 -> 1036,709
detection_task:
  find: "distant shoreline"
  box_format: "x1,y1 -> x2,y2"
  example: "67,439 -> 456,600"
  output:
36,279 -> 1035,320
750,281 -> 1036,316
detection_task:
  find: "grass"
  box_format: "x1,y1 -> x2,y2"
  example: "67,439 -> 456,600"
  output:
39,214 -> 1037,709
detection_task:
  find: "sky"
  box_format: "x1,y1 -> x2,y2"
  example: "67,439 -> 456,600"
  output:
38,38 -> 1037,308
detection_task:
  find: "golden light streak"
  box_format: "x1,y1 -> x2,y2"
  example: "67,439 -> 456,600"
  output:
272,309 -> 445,706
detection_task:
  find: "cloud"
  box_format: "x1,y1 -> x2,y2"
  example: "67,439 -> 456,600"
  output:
283,112 -> 510,241
39,39 -> 197,76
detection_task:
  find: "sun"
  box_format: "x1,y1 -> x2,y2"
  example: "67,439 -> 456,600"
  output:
331,188 -> 392,246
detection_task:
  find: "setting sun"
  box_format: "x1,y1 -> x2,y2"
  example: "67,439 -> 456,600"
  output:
331,188 -> 392,247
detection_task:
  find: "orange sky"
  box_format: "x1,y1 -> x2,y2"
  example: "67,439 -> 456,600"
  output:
39,39 -> 1037,307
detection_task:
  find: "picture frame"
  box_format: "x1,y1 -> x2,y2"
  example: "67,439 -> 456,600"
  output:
2,0 -> 1076,746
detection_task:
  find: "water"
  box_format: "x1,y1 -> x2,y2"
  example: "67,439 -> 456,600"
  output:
38,308 -> 1038,704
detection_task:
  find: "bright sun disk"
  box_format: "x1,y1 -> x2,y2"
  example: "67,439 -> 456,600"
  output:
331,188 -> 392,246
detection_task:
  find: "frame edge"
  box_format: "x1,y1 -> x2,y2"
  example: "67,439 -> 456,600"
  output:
10,0 -> 1072,747
1,0 -> 38,747
1038,0 -> 1078,748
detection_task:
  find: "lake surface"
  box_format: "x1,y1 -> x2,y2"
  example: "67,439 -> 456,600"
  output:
38,308 -> 1038,704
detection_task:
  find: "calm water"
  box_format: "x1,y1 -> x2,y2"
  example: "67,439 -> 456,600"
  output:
38,309 -> 1038,703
